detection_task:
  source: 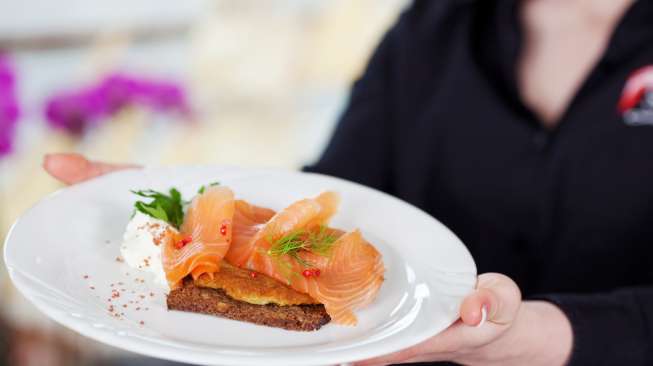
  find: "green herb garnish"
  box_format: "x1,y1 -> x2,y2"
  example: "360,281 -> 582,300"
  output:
131,188 -> 185,229
197,181 -> 220,194
266,226 -> 337,267
267,229 -> 313,267
307,225 -> 338,256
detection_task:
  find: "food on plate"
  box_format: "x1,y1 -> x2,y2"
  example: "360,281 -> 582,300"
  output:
162,185 -> 235,287
120,182 -> 385,330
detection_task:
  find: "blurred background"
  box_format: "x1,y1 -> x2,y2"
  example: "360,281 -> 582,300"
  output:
0,0 -> 407,364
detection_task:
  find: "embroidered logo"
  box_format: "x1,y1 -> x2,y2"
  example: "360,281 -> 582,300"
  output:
618,65 -> 653,126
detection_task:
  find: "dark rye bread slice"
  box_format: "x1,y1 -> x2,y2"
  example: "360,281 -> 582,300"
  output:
167,279 -> 331,331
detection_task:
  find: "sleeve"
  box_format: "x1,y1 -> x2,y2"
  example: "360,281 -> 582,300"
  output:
535,287 -> 653,365
302,10 -> 404,194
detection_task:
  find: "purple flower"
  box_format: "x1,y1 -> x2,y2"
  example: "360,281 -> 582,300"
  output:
44,89 -> 106,135
44,72 -> 191,135
0,54 -> 20,158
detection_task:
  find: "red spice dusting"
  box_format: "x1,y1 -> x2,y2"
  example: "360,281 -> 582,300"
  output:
140,321 -> 145,325
111,290 -> 120,299
153,232 -> 164,246
108,305 -> 115,313
115,256 -> 124,263
219,224 -> 228,236
122,304 -> 128,308
250,272 -> 257,278
313,269 -> 321,277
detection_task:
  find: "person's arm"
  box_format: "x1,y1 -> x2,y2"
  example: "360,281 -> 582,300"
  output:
534,287 -> 653,365
357,283 -> 653,366
303,10 -> 403,194
354,273 -> 573,366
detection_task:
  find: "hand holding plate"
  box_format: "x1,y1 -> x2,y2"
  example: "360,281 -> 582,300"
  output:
43,153 -> 139,185
354,273 -> 572,366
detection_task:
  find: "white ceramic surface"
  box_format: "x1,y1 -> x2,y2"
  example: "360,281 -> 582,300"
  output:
4,166 -> 477,366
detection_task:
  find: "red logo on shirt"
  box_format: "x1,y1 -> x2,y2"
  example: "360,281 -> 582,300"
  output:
619,65 -> 653,125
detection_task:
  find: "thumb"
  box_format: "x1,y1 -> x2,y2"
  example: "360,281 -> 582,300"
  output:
459,273 -> 522,326
43,153 -> 139,185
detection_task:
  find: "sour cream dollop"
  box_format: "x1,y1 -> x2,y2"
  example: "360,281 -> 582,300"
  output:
120,212 -> 175,289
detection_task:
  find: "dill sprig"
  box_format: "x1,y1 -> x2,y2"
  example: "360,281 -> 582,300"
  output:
308,226 -> 338,256
267,229 -> 308,255
266,226 -> 337,268
197,181 -> 220,194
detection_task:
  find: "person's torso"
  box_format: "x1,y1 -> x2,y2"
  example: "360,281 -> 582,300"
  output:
388,0 -> 653,296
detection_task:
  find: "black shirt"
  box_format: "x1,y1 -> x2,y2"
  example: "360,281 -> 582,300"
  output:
305,1 -> 653,365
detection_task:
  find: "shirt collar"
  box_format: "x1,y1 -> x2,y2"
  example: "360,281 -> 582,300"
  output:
603,0 -> 653,66
472,0 -> 653,122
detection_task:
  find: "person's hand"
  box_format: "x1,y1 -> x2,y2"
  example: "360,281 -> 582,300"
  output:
354,273 -> 573,366
43,153 -> 139,185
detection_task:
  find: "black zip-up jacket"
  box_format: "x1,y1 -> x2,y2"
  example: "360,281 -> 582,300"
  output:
305,1 -> 653,364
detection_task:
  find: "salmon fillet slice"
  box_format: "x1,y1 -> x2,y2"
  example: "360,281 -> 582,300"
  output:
162,186 -> 235,288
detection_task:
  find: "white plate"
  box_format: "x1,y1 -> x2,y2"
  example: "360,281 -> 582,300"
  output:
4,166 -> 476,366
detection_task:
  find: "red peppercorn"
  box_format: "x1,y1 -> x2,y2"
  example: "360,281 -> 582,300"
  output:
313,269 -> 321,277
302,269 -> 313,277
219,224 -> 228,236
250,272 -> 258,278
175,236 -> 192,249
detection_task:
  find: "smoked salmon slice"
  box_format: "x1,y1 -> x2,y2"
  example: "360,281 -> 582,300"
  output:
162,186 -> 235,288
302,230 -> 384,325
227,191 -> 385,325
226,200 -> 276,266
232,191 -> 339,273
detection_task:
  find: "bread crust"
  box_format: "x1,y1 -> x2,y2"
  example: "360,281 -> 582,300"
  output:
167,279 -> 331,331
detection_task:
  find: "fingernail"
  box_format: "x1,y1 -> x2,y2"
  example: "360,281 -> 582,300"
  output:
475,304 -> 487,328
